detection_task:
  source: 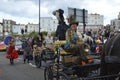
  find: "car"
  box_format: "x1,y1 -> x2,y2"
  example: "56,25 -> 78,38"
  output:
15,40 -> 23,55
0,41 -> 7,51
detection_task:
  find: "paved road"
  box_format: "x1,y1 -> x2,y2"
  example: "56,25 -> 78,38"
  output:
0,51 -> 101,80
0,52 -> 45,80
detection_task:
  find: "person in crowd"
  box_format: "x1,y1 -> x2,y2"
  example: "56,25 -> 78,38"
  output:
32,33 -> 44,65
85,29 -> 92,37
6,37 -> 18,64
42,33 -> 54,63
22,38 -> 31,63
44,33 -> 53,49
109,31 -> 114,39
32,33 -> 44,49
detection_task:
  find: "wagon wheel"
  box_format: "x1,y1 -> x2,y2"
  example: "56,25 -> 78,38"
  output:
44,70 -> 70,80
44,64 -> 71,80
35,53 -> 42,68
44,66 -> 53,80
54,72 -> 71,80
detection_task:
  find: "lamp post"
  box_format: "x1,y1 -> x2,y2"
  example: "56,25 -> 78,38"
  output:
39,0 -> 40,33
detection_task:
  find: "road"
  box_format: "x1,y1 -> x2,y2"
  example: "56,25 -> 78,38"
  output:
0,51 -> 101,80
0,51 -> 45,80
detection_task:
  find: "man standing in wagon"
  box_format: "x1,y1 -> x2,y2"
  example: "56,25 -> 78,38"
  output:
65,15 -> 90,65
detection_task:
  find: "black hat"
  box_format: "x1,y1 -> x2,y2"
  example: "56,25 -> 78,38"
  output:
67,15 -> 79,26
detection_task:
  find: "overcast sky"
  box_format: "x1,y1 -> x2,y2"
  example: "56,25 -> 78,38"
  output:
0,0 -> 120,25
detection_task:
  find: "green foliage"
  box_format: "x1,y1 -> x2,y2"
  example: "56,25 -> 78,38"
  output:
51,31 -> 56,37
9,33 -> 20,37
8,31 -> 56,38
27,31 -> 48,38
41,31 -> 48,36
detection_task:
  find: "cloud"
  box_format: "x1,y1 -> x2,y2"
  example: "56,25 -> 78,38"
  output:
0,11 -> 38,24
0,0 -> 120,25
41,0 -> 120,25
81,0 -> 120,24
0,0 -> 39,18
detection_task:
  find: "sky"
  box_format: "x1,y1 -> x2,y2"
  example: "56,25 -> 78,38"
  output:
0,0 -> 120,25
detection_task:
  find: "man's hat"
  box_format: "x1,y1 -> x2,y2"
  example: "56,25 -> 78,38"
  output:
67,15 -> 79,26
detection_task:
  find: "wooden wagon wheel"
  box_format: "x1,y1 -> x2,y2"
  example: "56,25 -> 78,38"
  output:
44,64 -> 71,80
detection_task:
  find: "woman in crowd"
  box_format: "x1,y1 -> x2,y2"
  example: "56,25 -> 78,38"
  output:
6,37 -> 18,64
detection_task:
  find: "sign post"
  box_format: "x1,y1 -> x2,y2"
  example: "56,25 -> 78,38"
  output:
68,7 -> 88,33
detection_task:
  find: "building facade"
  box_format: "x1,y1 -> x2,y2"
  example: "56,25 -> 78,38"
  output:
12,24 -> 26,35
78,13 -> 104,32
27,23 -> 39,33
1,13 -> 104,36
3,19 -> 16,36
40,17 -> 54,32
111,12 -> 120,30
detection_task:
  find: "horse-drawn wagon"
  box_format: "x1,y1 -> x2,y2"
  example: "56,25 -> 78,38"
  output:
44,40 -> 102,80
44,36 -> 120,80
44,8 -> 120,80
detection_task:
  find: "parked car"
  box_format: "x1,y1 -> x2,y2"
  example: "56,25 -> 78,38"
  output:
15,40 -> 23,55
0,41 -> 7,51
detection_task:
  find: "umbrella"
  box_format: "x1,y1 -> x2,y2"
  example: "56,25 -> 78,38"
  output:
4,36 -> 12,46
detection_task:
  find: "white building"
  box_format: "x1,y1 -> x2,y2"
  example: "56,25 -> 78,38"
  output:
111,19 -> 120,29
88,13 -> 103,25
111,12 -> 120,30
12,24 -> 26,35
40,17 -> 55,32
1,13 -> 104,36
52,19 -> 58,32
27,23 -> 39,33
40,14 -> 104,33
78,13 -> 104,32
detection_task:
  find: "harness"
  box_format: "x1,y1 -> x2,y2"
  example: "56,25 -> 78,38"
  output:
105,33 -> 120,63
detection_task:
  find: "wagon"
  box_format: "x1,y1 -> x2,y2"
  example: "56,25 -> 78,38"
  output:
44,40 -> 105,80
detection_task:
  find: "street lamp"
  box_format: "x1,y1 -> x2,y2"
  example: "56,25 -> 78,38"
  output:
39,0 -> 41,33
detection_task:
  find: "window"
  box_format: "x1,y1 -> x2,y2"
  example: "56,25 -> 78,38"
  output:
8,21 -> 10,24
8,25 -> 10,28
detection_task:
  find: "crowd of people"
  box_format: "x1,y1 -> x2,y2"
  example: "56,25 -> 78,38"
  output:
5,28 -> 119,66
5,20 -> 120,66
5,31 -> 54,65
6,29 -> 119,66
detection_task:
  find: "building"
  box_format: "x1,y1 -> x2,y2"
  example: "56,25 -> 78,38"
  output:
1,13 -> 104,36
40,17 -> 57,32
3,19 -> 16,36
12,24 -> 26,35
40,14 -> 104,33
11,17 -> 58,35
111,12 -> 120,30
27,23 -> 39,33
52,19 -> 58,32
88,13 -> 103,25
78,13 -> 104,32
